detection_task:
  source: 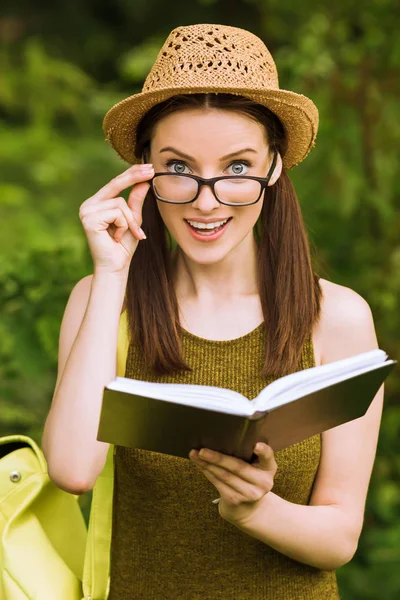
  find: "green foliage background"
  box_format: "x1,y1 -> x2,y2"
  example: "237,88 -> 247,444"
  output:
1,1 -> 399,597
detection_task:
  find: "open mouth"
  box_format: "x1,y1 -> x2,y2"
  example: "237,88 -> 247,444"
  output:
184,217 -> 232,236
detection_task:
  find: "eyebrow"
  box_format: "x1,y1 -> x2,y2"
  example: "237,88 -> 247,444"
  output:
158,146 -> 258,162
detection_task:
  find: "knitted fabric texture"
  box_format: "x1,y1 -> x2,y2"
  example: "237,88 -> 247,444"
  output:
102,23 -> 319,170
108,322 -> 340,600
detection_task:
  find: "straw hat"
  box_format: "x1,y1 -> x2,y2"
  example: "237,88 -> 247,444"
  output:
103,24 -> 319,170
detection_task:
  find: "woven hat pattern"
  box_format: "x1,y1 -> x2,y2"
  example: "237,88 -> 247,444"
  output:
103,24 -> 319,170
142,25 -> 279,92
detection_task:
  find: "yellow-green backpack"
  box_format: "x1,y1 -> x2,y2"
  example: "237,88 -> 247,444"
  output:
0,310 -> 129,599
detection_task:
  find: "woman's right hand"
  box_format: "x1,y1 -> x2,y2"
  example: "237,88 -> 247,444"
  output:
79,163 -> 154,275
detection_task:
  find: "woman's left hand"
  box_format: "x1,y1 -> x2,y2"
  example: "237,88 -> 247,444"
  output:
189,442 -> 277,525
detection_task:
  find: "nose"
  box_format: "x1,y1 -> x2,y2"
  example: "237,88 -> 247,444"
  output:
191,183 -> 221,212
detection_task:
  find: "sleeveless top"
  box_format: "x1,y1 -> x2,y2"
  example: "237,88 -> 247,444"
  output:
108,315 -> 340,600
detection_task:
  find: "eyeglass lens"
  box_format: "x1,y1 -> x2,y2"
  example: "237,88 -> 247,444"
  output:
152,175 -> 262,204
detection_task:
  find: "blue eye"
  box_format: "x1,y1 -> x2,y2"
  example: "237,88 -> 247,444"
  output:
166,160 -> 190,174
227,161 -> 250,176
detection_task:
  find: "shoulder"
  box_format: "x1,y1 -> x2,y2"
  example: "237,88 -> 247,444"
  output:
314,278 -> 377,365
318,278 -> 373,328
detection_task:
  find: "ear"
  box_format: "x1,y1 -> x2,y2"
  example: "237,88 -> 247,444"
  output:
267,152 -> 283,186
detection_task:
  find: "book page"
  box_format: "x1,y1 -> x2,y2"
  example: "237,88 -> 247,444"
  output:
107,378 -> 254,416
253,349 -> 388,411
255,360 -> 394,412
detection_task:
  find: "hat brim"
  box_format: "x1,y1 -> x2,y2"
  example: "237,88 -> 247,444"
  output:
102,86 -> 319,170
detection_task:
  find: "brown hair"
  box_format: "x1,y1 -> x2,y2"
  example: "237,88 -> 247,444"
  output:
125,93 -> 322,377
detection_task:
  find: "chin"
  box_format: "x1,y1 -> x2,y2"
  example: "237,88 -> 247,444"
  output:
175,237 -> 241,265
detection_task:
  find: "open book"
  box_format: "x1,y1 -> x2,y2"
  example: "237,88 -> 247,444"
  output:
97,349 -> 396,461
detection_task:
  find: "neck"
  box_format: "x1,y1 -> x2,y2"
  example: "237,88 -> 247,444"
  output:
174,232 -> 260,302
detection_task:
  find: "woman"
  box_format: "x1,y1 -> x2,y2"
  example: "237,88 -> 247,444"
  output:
42,24 -> 384,599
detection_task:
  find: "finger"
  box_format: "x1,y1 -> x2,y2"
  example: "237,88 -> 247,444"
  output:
85,164 -> 154,206
127,180 -> 152,226
252,443 -> 277,474
194,458 -> 267,502
81,197 -> 143,240
82,208 -> 142,242
80,197 -> 129,215
197,464 -> 251,504
193,448 -> 273,486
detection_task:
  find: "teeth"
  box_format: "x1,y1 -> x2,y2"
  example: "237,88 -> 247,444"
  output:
186,218 -> 229,230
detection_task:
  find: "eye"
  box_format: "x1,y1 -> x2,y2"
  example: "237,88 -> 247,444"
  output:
227,160 -> 251,176
165,160 -> 191,174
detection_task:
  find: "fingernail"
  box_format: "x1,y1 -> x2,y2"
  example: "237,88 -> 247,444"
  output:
254,443 -> 263,452
139,228 -> 147,240
199,449 -> 211,458
140,163 -> 153,170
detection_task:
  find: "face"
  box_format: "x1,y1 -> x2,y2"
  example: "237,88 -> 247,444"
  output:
149,107 -> 282,266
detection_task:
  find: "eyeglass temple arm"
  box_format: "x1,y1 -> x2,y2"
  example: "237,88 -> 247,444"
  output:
266,149 -> 278,183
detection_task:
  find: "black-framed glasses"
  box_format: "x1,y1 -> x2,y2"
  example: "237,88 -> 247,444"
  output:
150,150 -> 278,206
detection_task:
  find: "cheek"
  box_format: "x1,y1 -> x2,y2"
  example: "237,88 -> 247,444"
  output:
242,200 -> 264,229
156,202 -> 182,231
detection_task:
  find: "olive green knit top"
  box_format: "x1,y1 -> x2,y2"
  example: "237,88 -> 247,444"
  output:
108,320 -> 340,600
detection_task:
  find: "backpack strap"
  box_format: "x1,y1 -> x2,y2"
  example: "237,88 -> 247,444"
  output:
116,309 -> 129,378
82,309 -> 128,600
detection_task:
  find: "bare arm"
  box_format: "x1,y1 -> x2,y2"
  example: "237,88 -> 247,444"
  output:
42,162 -> 153,494
41,271 -> 128,494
